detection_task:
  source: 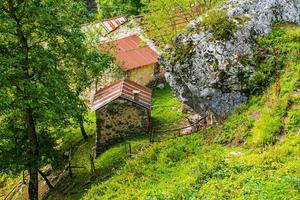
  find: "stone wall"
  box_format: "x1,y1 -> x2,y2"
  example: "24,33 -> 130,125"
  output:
95,98 -> 150,156
127,64 -> 165,86
127,64 -> 155,86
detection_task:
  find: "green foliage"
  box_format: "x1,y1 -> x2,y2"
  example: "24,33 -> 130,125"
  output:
83,129 -> 300,199
57,112 -> 96,151
96,0 -> 143,18
251,24 -> 300,93
201,9 -> 242,41
249,107 -> 282,146
212,96 -> 262,145
0,1 -> 110,198
0,173 -> 22,199
286,106 -> 300,135
246,25 -> 300,146
83,135 -> 224,200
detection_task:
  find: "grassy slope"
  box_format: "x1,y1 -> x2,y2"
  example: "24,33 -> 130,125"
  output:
3,83 -> 184,199
82,24 -> 300,199
44,84 -> 184,199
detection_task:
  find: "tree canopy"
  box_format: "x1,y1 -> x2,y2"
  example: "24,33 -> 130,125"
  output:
97,0 -> 144,18
0,0 -> 110,199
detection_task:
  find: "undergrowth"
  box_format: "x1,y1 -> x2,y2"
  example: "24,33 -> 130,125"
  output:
201,9 -> 249,41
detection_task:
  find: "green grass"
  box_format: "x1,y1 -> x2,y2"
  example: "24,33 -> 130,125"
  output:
151,84 -> 184,129
151,84 -> 186,141
83,133 -> 300,199
81,24 -> 300,200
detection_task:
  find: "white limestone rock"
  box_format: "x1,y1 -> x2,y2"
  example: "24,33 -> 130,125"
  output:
160,0 -> 300,119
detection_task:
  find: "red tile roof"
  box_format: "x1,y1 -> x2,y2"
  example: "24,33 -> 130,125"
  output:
82,16 -> 127,36
92,79 -> 152,111
98,35 -> 158,71
100,16 -> 127,35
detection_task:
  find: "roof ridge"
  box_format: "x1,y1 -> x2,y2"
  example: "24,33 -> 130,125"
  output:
120,79 -> 125,97
94,80 -> 123,96
92,79 -> 152,111
123,79 -> 152,93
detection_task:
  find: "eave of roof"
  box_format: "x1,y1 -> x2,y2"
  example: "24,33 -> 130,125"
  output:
81,16 -> 127,36
92,79 -> 152,111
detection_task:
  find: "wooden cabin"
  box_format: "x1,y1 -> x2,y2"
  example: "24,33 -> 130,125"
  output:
92,79 -> 152,156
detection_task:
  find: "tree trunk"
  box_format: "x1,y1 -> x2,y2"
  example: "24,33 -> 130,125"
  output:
86,0 -> 97,13
37,169 -> 54,189
28,168 -> 38,200
25,109 -> 39,200
7,1 -> 39,199
79,114 -> 88,140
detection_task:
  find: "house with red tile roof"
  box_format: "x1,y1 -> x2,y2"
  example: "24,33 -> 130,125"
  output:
82,14 -> 163,86
98,34 -> 162,86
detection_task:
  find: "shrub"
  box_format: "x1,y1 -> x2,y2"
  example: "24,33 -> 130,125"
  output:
249,107 -> 282,147
286,108 -> 300,135
202,9 -> 238,41
251,25 -> 300,93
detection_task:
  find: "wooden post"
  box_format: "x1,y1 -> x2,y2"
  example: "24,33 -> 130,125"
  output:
90,154 -> 95,175
22,171 -> 26,184
149,130 -> 152,143
128,143 -> 132,157
149,129 -> 154,143
68,148 -> 73,178
68,161 -> 72,178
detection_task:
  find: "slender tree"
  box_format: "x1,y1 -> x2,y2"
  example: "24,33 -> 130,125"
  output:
70,48 -> 112,140
0,0 -> 109,199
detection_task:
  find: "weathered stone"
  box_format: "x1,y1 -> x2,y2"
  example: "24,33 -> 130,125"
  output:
160,0 -> 300,120
95,98 -> 150,156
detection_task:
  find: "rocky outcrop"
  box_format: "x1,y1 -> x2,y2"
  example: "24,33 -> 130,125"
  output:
160,0 -> 300,120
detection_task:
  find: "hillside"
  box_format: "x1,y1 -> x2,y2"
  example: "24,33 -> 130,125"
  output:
1,1 -> 299,200
82,24 -> 300,199
43,85 -> 185,200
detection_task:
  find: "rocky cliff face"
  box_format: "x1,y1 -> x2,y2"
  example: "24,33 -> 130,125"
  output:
160,0 -> 300,120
